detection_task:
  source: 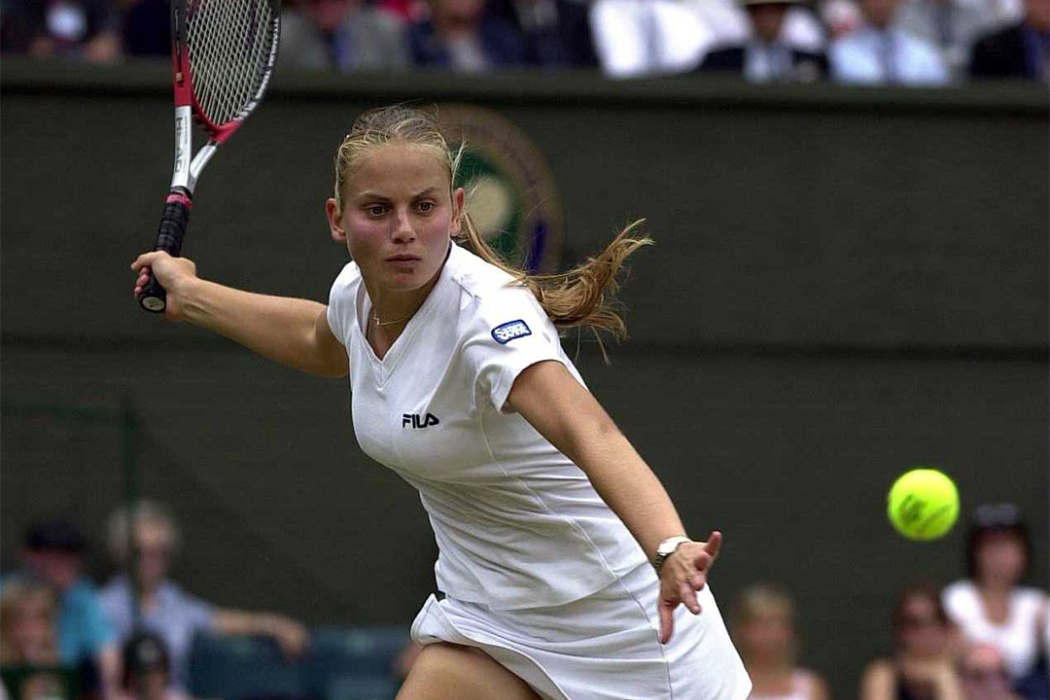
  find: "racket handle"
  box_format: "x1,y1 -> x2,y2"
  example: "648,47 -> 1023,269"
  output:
140,191 -> 192,313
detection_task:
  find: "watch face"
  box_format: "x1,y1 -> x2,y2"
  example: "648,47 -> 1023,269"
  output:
657,537 -> 688,557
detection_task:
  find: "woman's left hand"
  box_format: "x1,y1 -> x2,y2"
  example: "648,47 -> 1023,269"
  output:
657,531 -> 722,644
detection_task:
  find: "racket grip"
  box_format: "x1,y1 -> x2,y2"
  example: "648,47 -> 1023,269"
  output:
139,191 -> 192,313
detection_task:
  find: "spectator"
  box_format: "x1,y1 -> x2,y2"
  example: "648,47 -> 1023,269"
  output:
119,632 -> 185,700
895,0 -> 1022,77
486,0 -> 599,68
821,0 -> 866,39
943,504 -> 1049,688
968,0 -> 1049,81
830,0 -> 950,84
279,0 -> 411,71
731,583 -> 830,700
589,0 -> 714,77
0,0 -> 120,61
0,581 -> 73,700
408,0 -> 527,71
699,0 -> 829,83
2,520 -> 120,699
100,501 -> 309,694
958,643 -> 1023,700
860,582 -> 965,700
688,0 -> 828,57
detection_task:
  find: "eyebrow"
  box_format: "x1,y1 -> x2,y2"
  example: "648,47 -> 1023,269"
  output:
354,187 -> 441,201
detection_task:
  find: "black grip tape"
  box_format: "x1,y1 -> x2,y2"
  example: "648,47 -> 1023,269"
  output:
139,197 -> 192,313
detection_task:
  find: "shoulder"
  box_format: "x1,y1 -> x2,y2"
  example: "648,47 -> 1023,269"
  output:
99,577 -> 128,603
832,30 -> 870,52
829,31 -> 871,67
1013,585 -> 1049,610
448,245 -> 543,318
327,261 -> 362,340
330,261 -> 362,296
798,668 -> 831,700
898,30 -> 943,58
944,579 -> 978,608
448,246 -> 561,353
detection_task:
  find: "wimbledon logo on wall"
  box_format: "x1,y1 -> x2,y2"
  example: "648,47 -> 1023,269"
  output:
437,106 -> 564,274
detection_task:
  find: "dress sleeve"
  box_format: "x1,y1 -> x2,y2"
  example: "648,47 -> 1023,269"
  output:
179,588 -> 217,633
326,262 -> 360,347
461,285 -> 568,412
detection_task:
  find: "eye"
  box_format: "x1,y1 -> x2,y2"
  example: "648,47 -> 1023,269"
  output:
416,200 -> 436,214
365,204 -> 388,217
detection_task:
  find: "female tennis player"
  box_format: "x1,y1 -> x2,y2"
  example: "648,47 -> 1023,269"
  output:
132,105 -> 751,700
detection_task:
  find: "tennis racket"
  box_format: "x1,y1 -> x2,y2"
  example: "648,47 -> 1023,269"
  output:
139,0 -> 281,313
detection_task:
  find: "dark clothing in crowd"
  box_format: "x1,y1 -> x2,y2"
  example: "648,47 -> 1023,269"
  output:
969,22 -> 1050,81
408,17 -> 527,71
121,0 -> 170,56
488,0 -> 598,68
700,45 -> 829,82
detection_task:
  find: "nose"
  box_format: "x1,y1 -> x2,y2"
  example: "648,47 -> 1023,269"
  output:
391,207 -> 416,244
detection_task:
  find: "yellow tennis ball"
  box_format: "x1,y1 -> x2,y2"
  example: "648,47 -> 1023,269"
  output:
887,468 -> 959,541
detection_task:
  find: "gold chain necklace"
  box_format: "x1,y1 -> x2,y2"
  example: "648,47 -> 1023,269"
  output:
372,309 -> 415,327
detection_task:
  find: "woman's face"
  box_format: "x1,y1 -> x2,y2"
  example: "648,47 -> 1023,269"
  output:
975,532 -> 1026,586
739,611 -> 794,661
135,523 -> 174,589
897,595 -> 950,658
327,142 -> 463,302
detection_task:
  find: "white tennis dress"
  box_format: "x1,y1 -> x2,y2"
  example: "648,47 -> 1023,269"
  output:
327,243 -> 751,700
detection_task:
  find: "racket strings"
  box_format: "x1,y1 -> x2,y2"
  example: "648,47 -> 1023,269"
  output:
186,0 -> 277,127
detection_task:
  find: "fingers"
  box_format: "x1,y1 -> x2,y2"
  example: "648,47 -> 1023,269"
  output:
659,601 -> 674,644
131,250 -> 168,271
680,580 -> 702,615
703,530 -> 722,559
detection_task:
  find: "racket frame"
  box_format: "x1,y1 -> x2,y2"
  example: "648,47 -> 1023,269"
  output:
140,0 -> 280,313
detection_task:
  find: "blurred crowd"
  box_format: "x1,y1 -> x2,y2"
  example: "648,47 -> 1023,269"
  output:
1,499 -> 1046,700
1,0 -> 1047,84
1,502 -> 308,700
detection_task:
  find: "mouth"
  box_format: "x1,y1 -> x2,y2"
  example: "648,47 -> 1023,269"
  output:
386,255 -> 421,263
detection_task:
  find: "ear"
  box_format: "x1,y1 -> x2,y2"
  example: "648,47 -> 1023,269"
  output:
326,198 -> 346,244
449,187 -> 466,236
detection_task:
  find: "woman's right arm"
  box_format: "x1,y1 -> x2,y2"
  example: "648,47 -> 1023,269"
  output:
132,251 -> 348,378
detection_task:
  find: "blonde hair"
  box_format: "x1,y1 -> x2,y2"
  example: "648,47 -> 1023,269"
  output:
0,580 -> 59,665
107,500 -> 181,565
732,583 -> 799,665
333,105 -> 652,350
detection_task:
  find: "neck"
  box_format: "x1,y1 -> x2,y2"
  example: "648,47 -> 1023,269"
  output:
745,655 -> 793,674
369,284 -> 432,329
979,578 -> 1014,595
366,246 -> 448,329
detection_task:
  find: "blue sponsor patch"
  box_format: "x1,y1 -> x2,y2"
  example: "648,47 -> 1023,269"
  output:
491,320 -> 532,344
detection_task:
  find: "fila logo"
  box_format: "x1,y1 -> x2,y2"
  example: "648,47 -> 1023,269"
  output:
492,319 -> 531,344
402,413 -> 440,429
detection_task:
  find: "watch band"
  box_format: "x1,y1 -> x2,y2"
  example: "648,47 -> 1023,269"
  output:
652,535 -> 692,575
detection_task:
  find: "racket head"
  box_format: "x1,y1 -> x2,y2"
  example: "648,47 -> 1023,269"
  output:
171,0 -> 281,144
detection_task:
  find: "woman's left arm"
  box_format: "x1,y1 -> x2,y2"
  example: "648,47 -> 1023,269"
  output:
506,360 -> 720,644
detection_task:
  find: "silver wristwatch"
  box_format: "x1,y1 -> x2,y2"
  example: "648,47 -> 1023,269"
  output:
652,536 -> 692,575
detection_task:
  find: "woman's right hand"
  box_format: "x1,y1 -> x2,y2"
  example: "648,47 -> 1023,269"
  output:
132,251 -> 198,321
